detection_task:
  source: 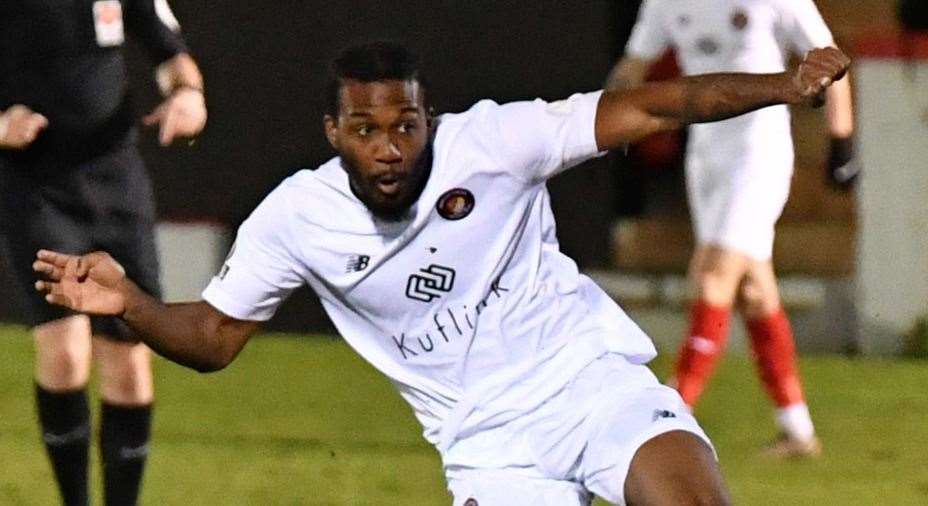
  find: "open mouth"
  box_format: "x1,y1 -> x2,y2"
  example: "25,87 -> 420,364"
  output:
376,175 -> 403,196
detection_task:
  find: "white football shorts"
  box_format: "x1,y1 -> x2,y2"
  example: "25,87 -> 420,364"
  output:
444,353 -> 713,505
685,143 -> 794,261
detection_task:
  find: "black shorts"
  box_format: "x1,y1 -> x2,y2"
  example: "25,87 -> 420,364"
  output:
0,145 -> 161,341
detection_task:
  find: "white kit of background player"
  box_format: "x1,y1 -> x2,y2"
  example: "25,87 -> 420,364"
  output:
625,0 -> 836,259
616,0 -> 843,451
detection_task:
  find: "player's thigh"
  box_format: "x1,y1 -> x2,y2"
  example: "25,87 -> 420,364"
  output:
695,245 -> 751,279
710,163 -> 791,262
624,430 -> 730,506
578,370 -> 721,505
690,244 -> 751,305
448,470 -> 591,506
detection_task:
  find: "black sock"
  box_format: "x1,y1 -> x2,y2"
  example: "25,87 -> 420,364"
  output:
35,384 -> 91,506
100,402 -> 152,506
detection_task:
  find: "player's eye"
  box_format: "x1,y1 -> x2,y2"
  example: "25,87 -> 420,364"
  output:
356,125 -> 372,136
397,122 -> 416,134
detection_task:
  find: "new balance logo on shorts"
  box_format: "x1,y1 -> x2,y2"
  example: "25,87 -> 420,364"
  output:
406,264 -> 456,302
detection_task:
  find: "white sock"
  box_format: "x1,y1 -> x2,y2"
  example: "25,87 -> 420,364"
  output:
775,403 -> 815,441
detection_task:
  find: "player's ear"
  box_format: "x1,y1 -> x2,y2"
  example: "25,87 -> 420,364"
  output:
323,114 -> 339,149
426,106 -> 435,129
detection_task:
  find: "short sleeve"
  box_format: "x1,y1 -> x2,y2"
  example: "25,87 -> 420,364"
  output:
777,0 -> 834,55
123,0 -> 188,64
201,190 -> 305,322
625,0 -> 671,60
483,90 -> 604,183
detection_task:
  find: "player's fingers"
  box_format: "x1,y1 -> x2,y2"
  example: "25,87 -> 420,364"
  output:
159,106 -> 179,146
35,278 -> 63,296
24,113 -> 49,134
817,47 -> 850,80
142,111 -> 161,126
22,118 -> 45,143
31,113 -> 49,129
44,292 -> 74,308
7,105 -> 28,121
816,51 -> 844,75
33,260 -> 64,280
36,249 -> 73,268
143,104 -> 166,126
172,114 -> 199,139
802,56 -> 832,74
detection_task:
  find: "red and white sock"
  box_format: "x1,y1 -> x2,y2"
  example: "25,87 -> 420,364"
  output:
775,403 -> 815,442
747,308 -> 815,439
747,308 -> 806,406
673,300 -> 731,407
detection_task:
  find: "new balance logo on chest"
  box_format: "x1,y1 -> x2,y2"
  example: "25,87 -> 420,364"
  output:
346,254 -> 371,273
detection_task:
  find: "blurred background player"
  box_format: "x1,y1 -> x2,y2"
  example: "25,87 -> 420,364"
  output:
0,1 -> 206,504
605,0 -> 856,457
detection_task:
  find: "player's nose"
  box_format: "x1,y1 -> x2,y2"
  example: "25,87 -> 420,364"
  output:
374,138 -> 403,164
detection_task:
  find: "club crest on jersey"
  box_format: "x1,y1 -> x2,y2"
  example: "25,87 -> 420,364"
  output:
436,188 -> 475,221
731,9 -> 749,31
678,14 -> 691,27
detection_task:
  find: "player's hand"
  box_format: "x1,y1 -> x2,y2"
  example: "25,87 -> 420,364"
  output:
143,87 -> 207,146
791,47 -> 851,106
0,104 -> 49,150
826,136 -> 860,190
33,250 -> 129,316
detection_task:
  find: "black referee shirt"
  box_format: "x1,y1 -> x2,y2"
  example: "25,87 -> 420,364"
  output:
0,0 -> 188,164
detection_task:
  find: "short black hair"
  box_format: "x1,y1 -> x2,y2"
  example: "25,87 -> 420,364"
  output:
325,41 -> 426,116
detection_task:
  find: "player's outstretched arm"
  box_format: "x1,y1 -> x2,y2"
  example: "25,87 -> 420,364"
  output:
594,47 -> 851,150
34,249 -> 258,373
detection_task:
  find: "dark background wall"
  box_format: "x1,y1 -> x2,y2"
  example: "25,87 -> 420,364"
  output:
2,1 -> 644,331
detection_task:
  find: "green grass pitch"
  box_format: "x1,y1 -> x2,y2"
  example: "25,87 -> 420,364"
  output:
2,323 -> 928,505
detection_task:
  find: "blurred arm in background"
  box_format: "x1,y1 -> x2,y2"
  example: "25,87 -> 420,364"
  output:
824,72 -> 858,189
605,55 -> 653,92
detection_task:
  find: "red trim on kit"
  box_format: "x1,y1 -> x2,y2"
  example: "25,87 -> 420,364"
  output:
854,30 -> 928,60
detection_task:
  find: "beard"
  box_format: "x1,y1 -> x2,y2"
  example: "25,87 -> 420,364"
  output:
342,142 -> 433,222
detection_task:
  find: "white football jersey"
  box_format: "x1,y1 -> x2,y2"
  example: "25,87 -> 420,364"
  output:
626,0 -> 835,164
202,91 -> 656,452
